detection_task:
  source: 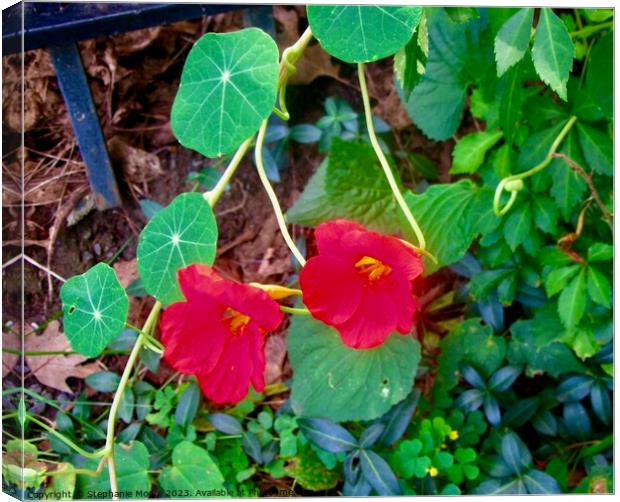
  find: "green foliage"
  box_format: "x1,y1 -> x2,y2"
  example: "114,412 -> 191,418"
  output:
76,442 -> 151,498
450,130 -> 503,174
288,314 -> 420,422
158,441 -> 225,496
531,9 -> 574,100
171,28 -> 279,157
60,263 -> 129,357
494,8 -> 534,76
287,139 -> 402,232
137,192 -> 218,305
307,6 -> 422,63
403,180 -> 497,273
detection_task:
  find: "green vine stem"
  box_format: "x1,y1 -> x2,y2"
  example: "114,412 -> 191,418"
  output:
280,306 -> 311,315
357,63 -> 428,252
254,120 -> 306,266
570,21 -> 613,39
25,415 -> 103,460
276,27 -> 314,120
104,301 -> 161,497
493,116 -> 577,216
204,136 -> 254,206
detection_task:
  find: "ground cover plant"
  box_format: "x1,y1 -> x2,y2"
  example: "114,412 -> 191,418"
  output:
2,4 -> 613,499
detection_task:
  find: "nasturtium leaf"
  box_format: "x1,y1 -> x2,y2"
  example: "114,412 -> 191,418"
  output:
171,28 -> 279,158
586,266 -> 611,308
403,180 -> 498,273
558,268 -> 587,328
307,5 -> 422,63
531,9 -> 574,100
159,441 -> 225,495
60,263 -> 129,358
288,314 -> 420,422
137,192 -> 217,305
494,8 -> 534,77
576,123 -> 613,176
76,442 -> 151,499
450,130 -> 503,174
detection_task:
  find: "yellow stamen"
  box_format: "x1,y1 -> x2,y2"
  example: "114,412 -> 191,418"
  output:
222,308 -> 251,335
355,255 -> 392,281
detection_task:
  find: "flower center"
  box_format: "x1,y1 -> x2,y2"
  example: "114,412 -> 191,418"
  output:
355,255 -> 392,281
222,308 -> 251,335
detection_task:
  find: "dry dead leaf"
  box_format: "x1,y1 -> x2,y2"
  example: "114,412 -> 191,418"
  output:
108,136 -> 163,185
113,259 -> 138,289
264,333 -> 287,384
2,328 -> 21,377
25,321 -> 101,393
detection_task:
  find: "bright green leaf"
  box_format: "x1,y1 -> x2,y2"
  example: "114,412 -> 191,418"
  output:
549,129 -> 588,221
586,266 -> 611,308
76,442 -> 150,499
576,123 -> 612,176
584,32 -> 612,119
307,5 -> 422,63
558,268 -> 587,328
544,265 -> 579,297
60,263 -> 129,358
288,314 -> 420,422
137,192 -> 217,305
531,9 -> 574,100
494,8 -> 534,76
532,196 -> 559,234
588,243 -> 613,262
403,180 -> 498,273
445,7 -> 480,23
394,15 -> 428,97
450,130 -> 503,174
504,203 -> 532,250
405,9 -> 468,140
159,441 -> 225,496
171,28 -> 279,157
324,139 -> 402,233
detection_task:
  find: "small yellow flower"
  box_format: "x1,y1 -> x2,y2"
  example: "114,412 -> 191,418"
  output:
440,443 -> 447,449
427,466 -> 439,477
449,430 -> 459,440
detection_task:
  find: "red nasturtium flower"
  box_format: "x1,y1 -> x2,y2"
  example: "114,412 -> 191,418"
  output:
159,264 -> 283,404
299,219 -> 423,349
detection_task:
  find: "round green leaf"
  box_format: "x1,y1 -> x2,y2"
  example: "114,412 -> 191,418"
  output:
307,5 -> 422,63
287,314 -> 420,422
159,441 -> 225,496
76,441 -> 151,498
60,263 -> 129,357
171,28 -> 279,158
137,192 -> 218,305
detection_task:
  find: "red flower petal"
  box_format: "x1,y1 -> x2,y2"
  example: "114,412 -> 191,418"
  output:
300,255 -> 363,325
160,301 -> 227,375
160,264 -> 282,404
300,219 -> 423,349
